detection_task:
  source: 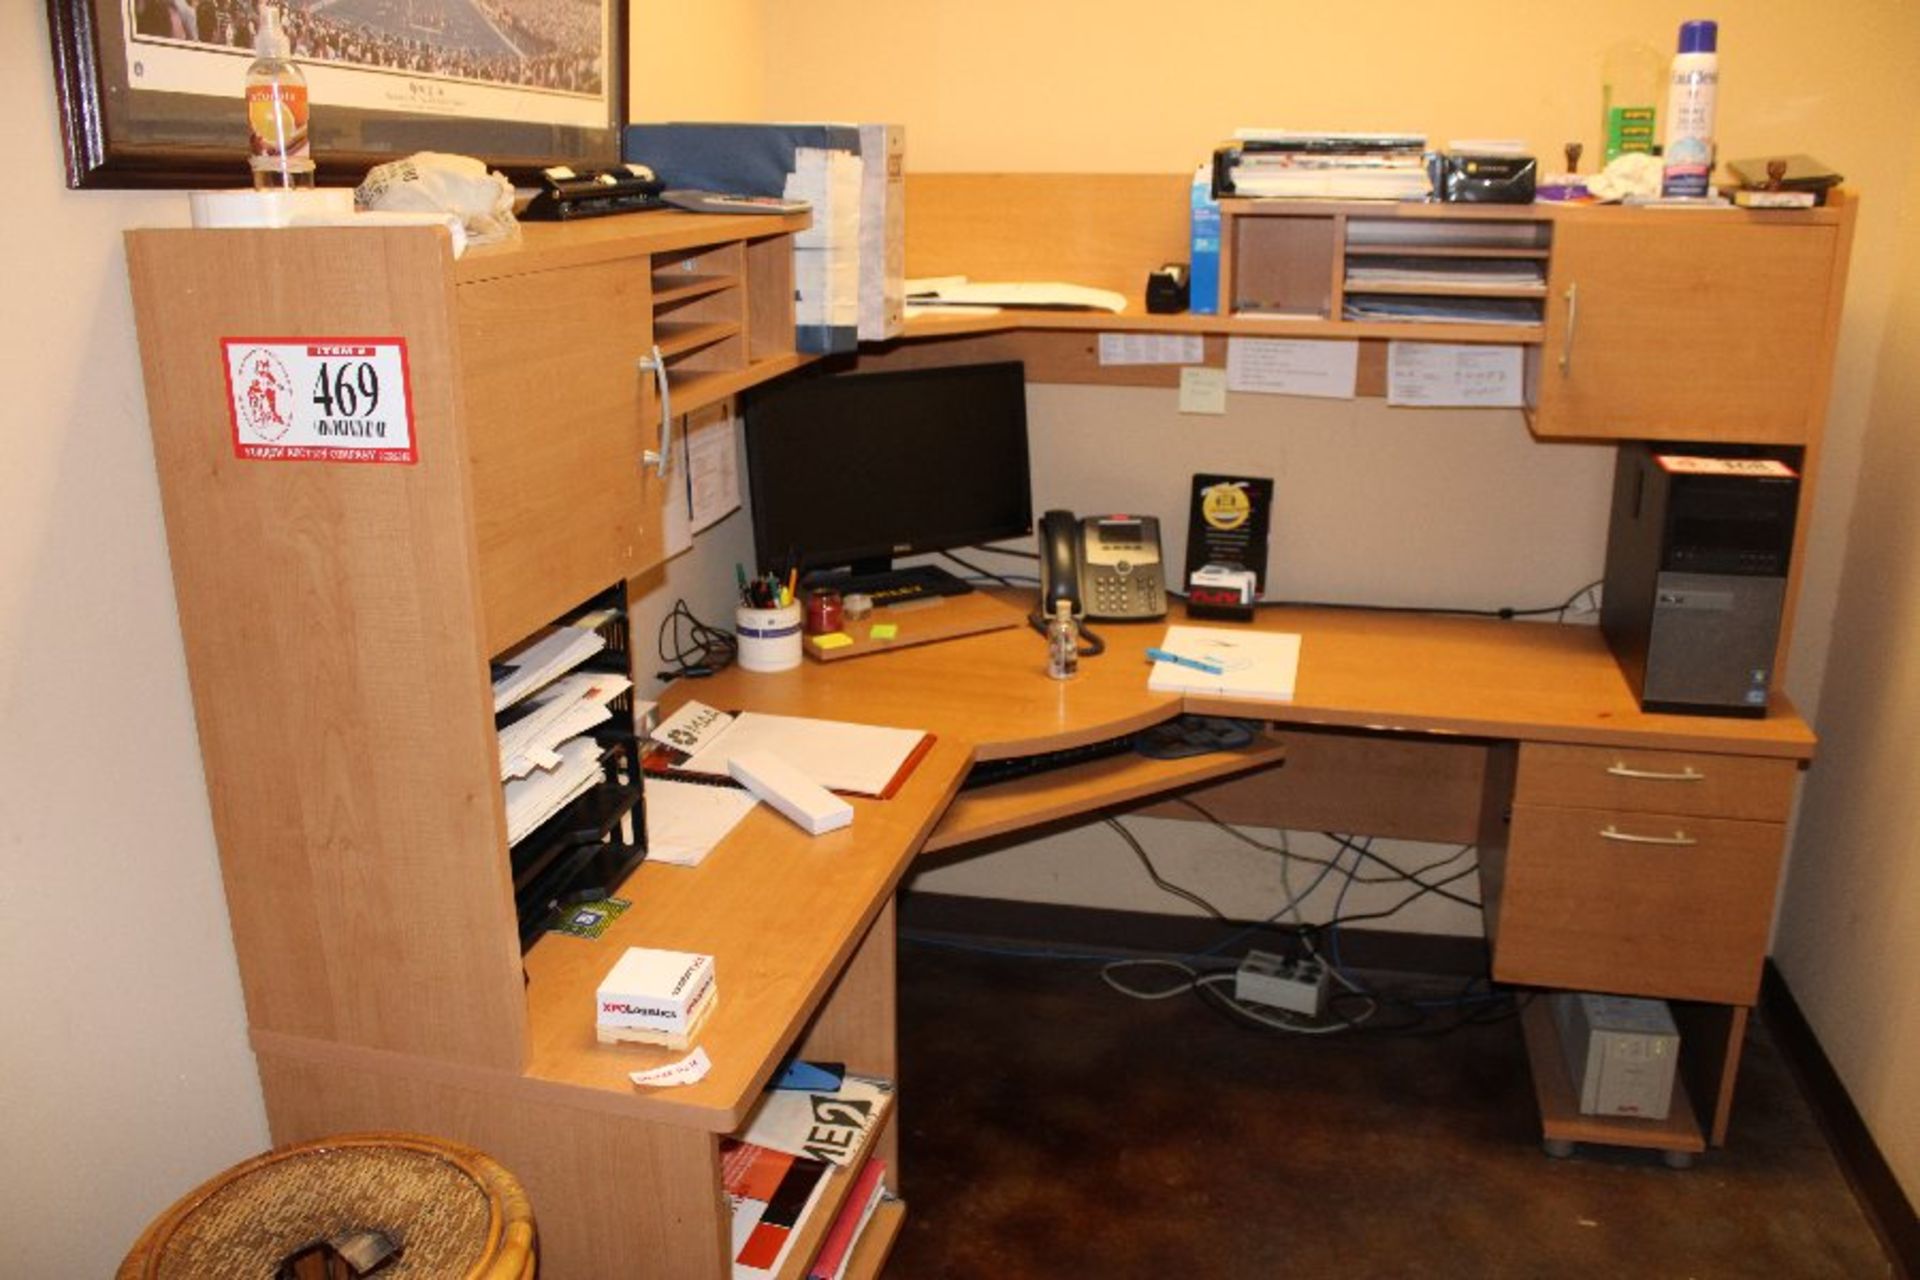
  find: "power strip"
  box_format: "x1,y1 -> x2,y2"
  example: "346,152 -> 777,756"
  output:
1233,950 -> 1329,1017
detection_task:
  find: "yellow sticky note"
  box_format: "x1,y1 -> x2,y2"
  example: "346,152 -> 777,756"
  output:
868,623 -> 899,641
812,632 -> 854,650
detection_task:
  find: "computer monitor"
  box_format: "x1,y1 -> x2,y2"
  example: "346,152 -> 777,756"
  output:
742,361 -> 1034,596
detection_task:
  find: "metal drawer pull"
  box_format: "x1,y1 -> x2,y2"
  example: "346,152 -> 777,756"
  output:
1606,762 -> 1704,782
1600,825 -> 1697,847
1558,282 -> 1578,374
638,344 -> 672,476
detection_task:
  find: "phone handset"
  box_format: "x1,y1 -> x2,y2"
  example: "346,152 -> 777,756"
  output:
1038,509 -> 1084,618
1033,509 -> 1105,656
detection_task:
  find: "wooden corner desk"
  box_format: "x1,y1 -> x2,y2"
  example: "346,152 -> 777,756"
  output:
636,591 -> 1811,1167
125,186 -> 1846,1275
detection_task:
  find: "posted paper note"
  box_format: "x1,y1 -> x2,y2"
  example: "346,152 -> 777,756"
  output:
1226,337 -> 1358,399
1387,342 -> 1524,407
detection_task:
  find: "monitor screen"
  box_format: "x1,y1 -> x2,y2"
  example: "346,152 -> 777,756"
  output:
742,361 -> 1033,578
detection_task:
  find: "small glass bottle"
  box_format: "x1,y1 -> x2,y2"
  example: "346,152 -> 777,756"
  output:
1045,600 -> 1079,680
246,4 -> 315,189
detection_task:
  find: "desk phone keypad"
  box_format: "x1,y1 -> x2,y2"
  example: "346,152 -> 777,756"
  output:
1090,568 -> 1166,619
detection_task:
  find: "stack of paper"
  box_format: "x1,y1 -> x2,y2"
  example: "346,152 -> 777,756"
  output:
1220,129 -> 1430,200
493,617 -> 624,846
642,776 -> 758,867
492,623 -> 609,713
1147,625 -> 1302,702
503,736 -> 604,845
497,671 -> 632,780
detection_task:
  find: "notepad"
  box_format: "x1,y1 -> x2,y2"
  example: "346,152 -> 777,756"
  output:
673,706 -> 934,797
1147,625 -> 1301,702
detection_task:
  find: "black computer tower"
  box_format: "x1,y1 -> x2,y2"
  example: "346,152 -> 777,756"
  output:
1601,443 -> 1800,717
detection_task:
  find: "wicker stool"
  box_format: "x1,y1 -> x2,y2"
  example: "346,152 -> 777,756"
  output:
118,1131 -> 536,1280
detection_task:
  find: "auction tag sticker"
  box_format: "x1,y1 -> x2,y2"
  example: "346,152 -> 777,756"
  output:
222,338 -> 417,464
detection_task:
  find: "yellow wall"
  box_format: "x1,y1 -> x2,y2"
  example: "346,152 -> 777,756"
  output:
1775,121 -> 1920,1200
750,0 -> 1920,1203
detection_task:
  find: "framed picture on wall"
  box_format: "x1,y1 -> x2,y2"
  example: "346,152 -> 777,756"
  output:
48,0 -> 627,189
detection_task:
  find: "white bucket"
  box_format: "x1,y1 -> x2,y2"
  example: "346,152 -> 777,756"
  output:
735,602 -> 803,672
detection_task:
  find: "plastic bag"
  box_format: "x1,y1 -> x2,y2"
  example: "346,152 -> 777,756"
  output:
356,152 -> 520,246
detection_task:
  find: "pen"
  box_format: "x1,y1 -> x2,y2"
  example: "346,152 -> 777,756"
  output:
1146,647 -> 1225,676
735,563 -> 750,604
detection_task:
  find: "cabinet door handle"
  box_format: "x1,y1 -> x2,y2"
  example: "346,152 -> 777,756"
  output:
1606,762 -> 1704,782
638,344 -> 671,476
1599,825 -> 1697,847
1557,283 -> 1579,375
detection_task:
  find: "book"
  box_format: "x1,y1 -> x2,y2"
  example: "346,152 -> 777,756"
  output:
1147,625 -> 1301,702
722,1139 -> 834,1279
807,1160 -> 888,1280
738,1070 -> 893,1167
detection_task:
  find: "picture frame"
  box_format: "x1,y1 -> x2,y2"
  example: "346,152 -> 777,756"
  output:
48,0 -> 628,189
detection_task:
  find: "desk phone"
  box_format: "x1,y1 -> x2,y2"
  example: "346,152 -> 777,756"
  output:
1038,509 -> 1168,622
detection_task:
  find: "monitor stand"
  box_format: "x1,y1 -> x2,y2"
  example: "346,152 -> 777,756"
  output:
803,563 -> 974,607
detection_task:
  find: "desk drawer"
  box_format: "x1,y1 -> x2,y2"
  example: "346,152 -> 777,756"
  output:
1491,803 -> 1786,1004
1516,744 -> 1797,822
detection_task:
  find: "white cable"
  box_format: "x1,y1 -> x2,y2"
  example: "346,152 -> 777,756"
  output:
1100,957 -> 1201,1001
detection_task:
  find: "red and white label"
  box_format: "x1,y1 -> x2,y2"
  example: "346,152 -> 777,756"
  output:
1655,454 -> 1796,479
222,338 -> 417,464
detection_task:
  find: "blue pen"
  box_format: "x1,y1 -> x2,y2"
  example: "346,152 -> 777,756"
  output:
1146,647 -> 1225,676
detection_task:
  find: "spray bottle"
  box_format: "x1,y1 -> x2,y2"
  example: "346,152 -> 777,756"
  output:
247,4 -> 314,189
1660,20 -> 1719,198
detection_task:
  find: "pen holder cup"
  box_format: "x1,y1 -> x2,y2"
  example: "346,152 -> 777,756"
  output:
735,601 -> 803,673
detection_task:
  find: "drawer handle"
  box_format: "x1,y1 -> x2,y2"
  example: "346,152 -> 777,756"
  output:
1558,282 -> 1578,375
1606,762 -> 1704,782
637,344 -> 672,477
1600,825 -> 1697,847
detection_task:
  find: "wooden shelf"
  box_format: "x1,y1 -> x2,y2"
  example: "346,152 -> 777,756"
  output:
655,319 -> 743,360
924,733 -> 1291,854
1343,283 -> 1547,300
1345,244 -> 1551,260
1520,997 -> 1705,1156
842,1198 -> 906,1280
653,273 -> 739,307
775,1099 -> 898,1280
667,354 -> 812,419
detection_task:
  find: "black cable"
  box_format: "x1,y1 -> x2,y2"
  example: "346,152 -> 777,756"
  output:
940,548 -> 1019,588
1320,831 -> 1483,910
970,540 -> 1041,561
1104,816 -> 1230,921
1171,797 -> 1479,900
654,599 -> 736,680
1165,577 -> 1604,623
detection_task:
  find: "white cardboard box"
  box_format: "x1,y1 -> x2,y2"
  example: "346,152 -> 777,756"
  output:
1551,992 -> 1680,1119
596,947 -> 716,1034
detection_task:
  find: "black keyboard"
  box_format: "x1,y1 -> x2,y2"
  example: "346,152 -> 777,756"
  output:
961,733 -> 1138,790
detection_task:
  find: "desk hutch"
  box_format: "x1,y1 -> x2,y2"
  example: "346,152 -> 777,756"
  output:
125,179 -> 1854,1276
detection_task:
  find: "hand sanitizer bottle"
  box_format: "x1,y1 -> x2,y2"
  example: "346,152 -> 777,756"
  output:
247,4 -> 314,189
1046,600 -> 1080,680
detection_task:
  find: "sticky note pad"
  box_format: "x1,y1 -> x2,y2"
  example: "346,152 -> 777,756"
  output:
869,623 -> 899,641
811,632 -> 853,650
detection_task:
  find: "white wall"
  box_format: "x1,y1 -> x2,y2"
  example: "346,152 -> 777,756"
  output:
1,12 -> 268,1276
0,5 -> 761,1274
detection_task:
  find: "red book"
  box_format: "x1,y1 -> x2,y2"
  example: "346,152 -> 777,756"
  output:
807,1159 -> 888,1280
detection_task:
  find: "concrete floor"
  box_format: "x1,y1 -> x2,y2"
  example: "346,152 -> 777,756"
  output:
884,942 -> 1894,1279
